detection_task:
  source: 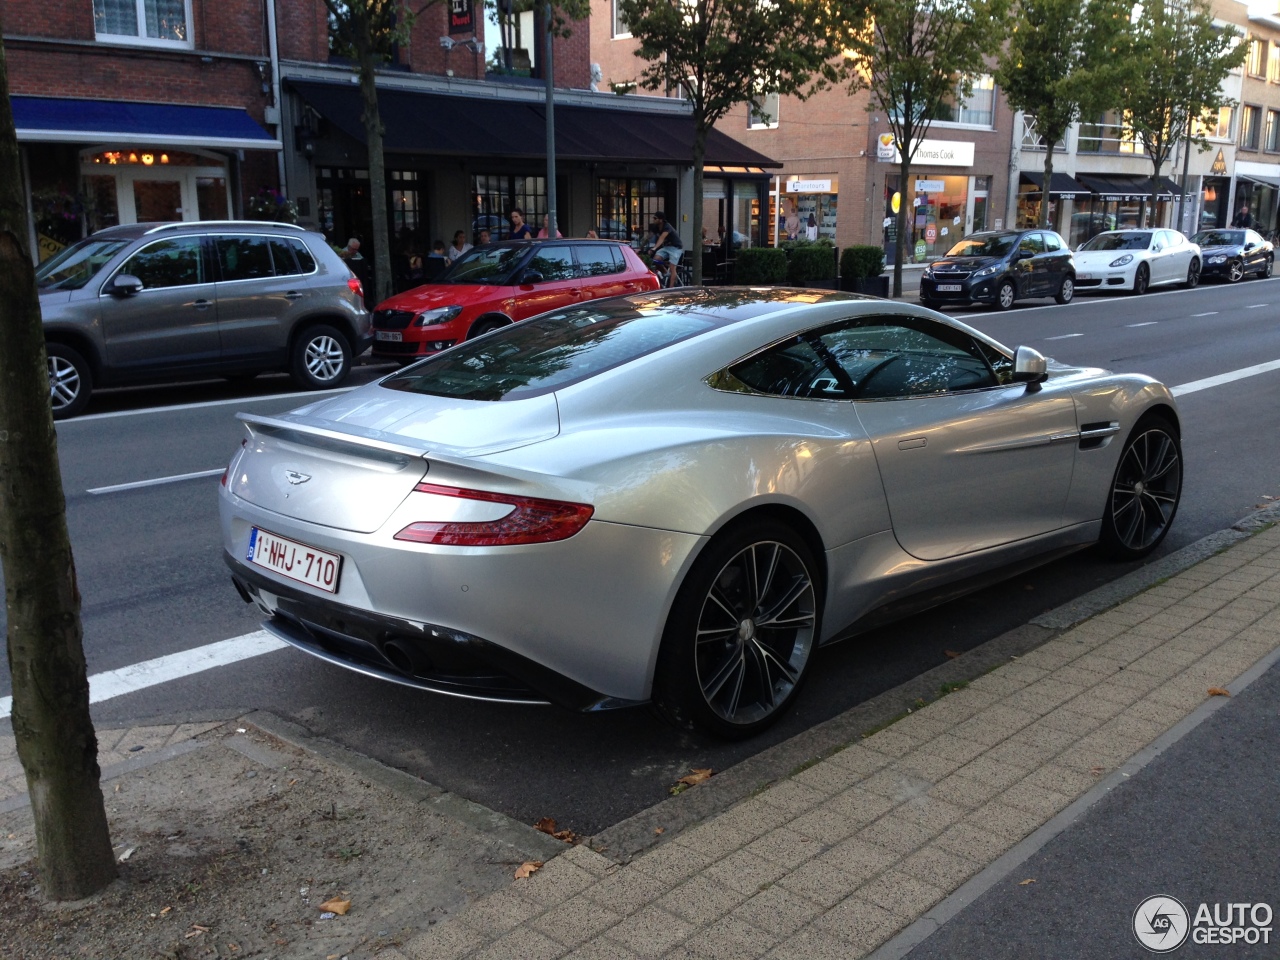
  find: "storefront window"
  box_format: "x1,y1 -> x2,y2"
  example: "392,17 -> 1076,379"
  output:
473,174 -> 563,240
595,177 -> 676,242
196,177 -> 227,220
885,174 -> 972,261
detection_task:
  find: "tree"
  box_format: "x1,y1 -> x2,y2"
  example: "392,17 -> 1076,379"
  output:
0,33 -> 117,900
619,0 -> 842,284
1123,0 -> 1242,227
837,0 -> 1010,295
995,0 -> 1133,228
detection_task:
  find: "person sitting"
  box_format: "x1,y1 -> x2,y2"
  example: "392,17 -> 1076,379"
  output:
537,214 -> 563,239
423,241 -> 448,281
447,230 -> 473,263
585,229 -> 599,239
476,228 -> 491,246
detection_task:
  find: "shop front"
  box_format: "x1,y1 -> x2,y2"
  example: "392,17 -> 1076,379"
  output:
770,176 -> 838,245
1071,174 -> 1180,246
883,172 -> 990,262
1015,171 -> 1090,235
1232,164 -> 1280,236
1200,176 -> 1231,231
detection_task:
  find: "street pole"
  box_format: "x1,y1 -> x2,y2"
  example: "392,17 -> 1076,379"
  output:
544,2 -> 557,239
1178,106 -> 1192,233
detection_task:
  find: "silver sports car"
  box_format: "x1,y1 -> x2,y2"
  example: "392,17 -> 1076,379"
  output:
220,289 -> 1182,738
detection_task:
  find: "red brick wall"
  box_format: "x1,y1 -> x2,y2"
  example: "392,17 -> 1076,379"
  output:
274,0 -> 330,62
406,2 -> 483,80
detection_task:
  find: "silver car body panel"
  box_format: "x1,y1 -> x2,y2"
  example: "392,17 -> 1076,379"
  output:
219,290 -> 1180,705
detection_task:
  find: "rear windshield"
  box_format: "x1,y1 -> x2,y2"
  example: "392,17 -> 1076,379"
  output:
1080,232 -> 1152,251
440,246 -> 527,285
35,237 -> 130,291
380,303 -> 722,401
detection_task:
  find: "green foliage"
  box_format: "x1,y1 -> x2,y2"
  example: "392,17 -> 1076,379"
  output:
733,247 -> 788,284
326,0 -> 413,63
841,244 -> 886,278
786,243 -> 836,283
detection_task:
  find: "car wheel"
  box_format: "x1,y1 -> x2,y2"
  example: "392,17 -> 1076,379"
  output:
1228,258 -> 1245,283
290,324 -> 352,389
47,343 -> 92,420
467,317 -> 509,339
1263,255 -> 1274,279
996,279 -> 1016,311
653,518 -> 822,739
1132,263 -> 1149,295
1054,274 -> 1075,305
1183,259 -> 1200,289
1099,415 -> 1182,561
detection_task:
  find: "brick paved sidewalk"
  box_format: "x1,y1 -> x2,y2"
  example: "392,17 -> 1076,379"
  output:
399,525 -> 1280,960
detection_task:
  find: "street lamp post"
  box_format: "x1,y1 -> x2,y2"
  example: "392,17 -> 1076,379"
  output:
544,2 -> 557,239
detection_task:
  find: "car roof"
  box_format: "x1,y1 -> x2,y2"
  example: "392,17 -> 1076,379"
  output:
89,221 -> 314,241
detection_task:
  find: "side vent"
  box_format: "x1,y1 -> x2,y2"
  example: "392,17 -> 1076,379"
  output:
1078,421 -> 1121,450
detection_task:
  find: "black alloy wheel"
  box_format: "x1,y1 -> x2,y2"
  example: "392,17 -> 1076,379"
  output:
654,519 -> 821,739
1183,259 -> 1200,289
1100,416 -> 1182,560
1132,263 -> 1150,295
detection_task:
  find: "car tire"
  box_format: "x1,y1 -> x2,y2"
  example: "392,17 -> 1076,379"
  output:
1262,255 -> 1274,279
47,342 -> 92,420
1132,263 -> 1149,295
467,317 -> 509,339
1099,415 -> 1182,561
1054,274 -> 1075,304
1183,259 -> 1201,289
290,324 -> 352,390
1227,258 -> 1245,283
652,518 -> 822,740
996,279 -> 1016,311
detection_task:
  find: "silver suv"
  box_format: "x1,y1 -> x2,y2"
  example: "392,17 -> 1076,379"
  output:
36,221 -> 372,418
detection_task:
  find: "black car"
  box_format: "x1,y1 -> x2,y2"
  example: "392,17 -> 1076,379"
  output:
919,229 -> 1076,311
1190,228 -> 1274,282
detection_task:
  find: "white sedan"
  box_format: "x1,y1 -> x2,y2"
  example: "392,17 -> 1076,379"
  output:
1072,229 -> 1202,294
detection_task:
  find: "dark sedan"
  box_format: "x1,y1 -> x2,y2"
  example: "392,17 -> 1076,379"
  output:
1190,228 -> 1274,282
920,229 -> 1076,311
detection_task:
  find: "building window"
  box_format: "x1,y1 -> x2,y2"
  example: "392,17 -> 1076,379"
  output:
93,0 -> 191,45
1077,110 -> 1139,154
1248,36 -> 1266,77
1203,105 -> 1234,140
931,75 -> 994,126
1267,110 -> 1280,151
1241,104 -> 1261,149
611,0 -> 630,38
1271,42 -> 1280,82
749,93 -> 781,129
595,177 -> 677,242
1021,116 -> 1064,151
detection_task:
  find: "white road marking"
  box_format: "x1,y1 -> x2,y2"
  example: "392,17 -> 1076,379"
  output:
1191,312 -> 1218,317
1045,333 -> 1084,340
61,386 -> 356,424
88,468 -> 225,495
1127,322 -> 1159,327
1172,358 -> 1280,397
0,631 -> 287,720
1246,304 -> 1270,309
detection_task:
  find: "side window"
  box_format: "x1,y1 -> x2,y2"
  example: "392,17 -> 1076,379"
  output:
528,244 -> 578,282
815,318 -> 998,399
215,236 -> 275,282
288,238 -> 318,273
1043,232 -> 1062,252
575,245 -> 623,278
269,238 -> 301,276
726,337 -> 846,399
1019,233 -> 1046,256
117,237 -> 205,290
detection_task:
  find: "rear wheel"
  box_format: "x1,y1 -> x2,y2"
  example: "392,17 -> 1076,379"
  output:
47,343 -> 92,420
1183,259 -> 1200,289
1100,416 -> 1182,560
653,519 -> 821,739
290,325 -> 351,389
1054,274 -> 1075,305
996,279 -> 1016,311
1132,263 -> 1149,295
1262,255 -> 1274,279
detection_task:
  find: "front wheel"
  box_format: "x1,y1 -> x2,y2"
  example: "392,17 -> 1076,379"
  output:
1132,263 -> 1149,295
290,325 -> 351,389
996,279 -> 1016,311
1228,258 -> 1245,283
47,343 -> 93,420
1183,259 -> 1200,289
1054,274 -> 1075,305
1099,416 -> 1182,561
653,519 -> 822,739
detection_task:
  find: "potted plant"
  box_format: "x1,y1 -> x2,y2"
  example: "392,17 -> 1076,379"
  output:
782,239 -> 838,288
733,247 -> 789,284
840,245 -> 889,297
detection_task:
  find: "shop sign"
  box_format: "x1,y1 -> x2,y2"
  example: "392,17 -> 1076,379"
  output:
786,179 -> 833,193
914,239 -> 928,261
37,233 -> 65,263
888,139 -> 975,167
1211,149 -> 1227,175
915,179 -> 946,193
925,223 -> 938,243
877,133 -> 897,161
449,0 -> 475,35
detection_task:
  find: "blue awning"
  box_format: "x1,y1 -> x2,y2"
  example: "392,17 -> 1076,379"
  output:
12,96 -> 281,150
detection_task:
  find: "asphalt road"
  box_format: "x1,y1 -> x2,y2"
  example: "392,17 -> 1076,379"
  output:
4,279 -> 1280,836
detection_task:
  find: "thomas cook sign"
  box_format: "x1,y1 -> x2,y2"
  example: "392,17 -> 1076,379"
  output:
884,138 -> 975,167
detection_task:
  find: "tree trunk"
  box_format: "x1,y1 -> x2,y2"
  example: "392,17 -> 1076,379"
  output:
1041,148 -> 1055,230
1149,157 -> 1163,230
0,33 -> 117,902
691,117 -> 706,286
356,10 -> 393,305
893,151 -> 912,298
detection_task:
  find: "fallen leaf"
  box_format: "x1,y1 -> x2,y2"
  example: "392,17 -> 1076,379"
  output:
318,898 -> 350,916
1089,766 -> 1105,776
1019,878 -> 1036,885
1207,687 -> 1230,697
944,650 -> 962,659
275,939 -> 289,946
514,861 -> 543,879
159,906 -> 171,916
117,846 -> 136,862
654,827 -> 665,835
184,925 -> 209,939
533,817 -> 578,843
228,944 -> 239,953
676,768 -> 713,788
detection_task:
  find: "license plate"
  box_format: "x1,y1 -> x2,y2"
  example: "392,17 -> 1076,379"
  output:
376,330 -> 403,342
247,527 -> 342,593
1076,273 -> 1091,281
937,284 -> 962,292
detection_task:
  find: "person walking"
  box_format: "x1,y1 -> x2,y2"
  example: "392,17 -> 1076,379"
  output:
1232,204 -> 1255,229
509,208 -> 534,239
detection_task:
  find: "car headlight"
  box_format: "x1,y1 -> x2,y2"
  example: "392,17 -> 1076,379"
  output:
415,306 -> 464,326
1208,255 -> 1227,264
973,265 -> 998,279
922,264 -> 934,278
1109,254 -> 1133,267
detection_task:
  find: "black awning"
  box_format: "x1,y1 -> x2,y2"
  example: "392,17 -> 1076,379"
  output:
1238,172 -> 1280,188
1019,171 -> 1090,198
1076,173 -> 1181,201
288,79 -> 780,168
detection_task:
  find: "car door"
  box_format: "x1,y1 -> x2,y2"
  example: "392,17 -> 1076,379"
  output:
213,234 -> 312,363
99,235 -> 220,372
1244,230 -> 1267,273
1042,231 -> 1070,290
509,244 -> 584,319
818,316 -> 1079,561
574,243 -> 642,301
1014,232 -> 1046,296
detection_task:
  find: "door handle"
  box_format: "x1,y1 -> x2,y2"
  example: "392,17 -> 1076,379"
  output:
898,436 -> 927,450
285,291 -> 304,301
193,298 -> 212,310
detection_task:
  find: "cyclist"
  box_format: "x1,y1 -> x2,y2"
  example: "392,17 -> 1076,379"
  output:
648,211 -> 684,287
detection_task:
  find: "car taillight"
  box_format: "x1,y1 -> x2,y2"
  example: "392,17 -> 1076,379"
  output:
394,482 -> 594,546
347,276 -> 363,298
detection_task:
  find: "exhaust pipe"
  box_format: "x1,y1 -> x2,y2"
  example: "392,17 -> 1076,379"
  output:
382,638 -> 433,677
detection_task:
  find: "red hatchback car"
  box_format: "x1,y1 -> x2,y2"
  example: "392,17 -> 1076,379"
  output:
370,239 -> 659,361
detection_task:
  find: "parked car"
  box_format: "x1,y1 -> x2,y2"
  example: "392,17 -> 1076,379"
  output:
919,229 -> 1076,310
36,221 -> 371,419
368,239 -> 659,362
1189,228 -> 1274,282
1072,229 -> 1201,294
221,289 -> 1182,738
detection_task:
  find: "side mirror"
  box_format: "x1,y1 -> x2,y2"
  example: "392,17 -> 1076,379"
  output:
1014,249 -> 1033,261
1012,345 -> 1048,384
108,274 -> 143,297
520,269 -> 545,285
